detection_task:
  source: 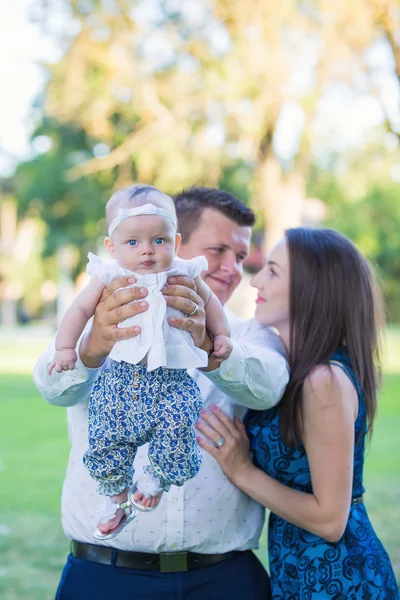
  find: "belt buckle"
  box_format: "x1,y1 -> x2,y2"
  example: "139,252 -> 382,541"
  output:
160,552 -> 188,573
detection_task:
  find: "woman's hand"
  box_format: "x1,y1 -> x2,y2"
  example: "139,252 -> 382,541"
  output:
79,277 -> 149,368
162,275 -> 208,351
196,405 -> 254,485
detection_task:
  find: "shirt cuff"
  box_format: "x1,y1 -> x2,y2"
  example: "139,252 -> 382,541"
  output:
204,340 -> 245,385
44,337 -> 103,400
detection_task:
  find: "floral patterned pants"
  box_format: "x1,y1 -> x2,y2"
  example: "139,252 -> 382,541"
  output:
83,361 -> 203,496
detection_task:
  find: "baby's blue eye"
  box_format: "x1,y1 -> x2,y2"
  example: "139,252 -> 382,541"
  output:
128,240 -> 137,246
154,238 -> 164,245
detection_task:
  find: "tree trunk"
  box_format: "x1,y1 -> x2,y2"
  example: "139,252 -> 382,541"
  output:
1,294 -> 18,327
0,195 -> 19,326
56,246 -> 75,325
258,156 -> 305,251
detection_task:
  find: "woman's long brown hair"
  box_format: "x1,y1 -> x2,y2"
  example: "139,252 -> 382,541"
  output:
280,228 -> 384,447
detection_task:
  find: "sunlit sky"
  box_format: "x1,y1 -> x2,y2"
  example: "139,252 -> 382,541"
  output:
0,0 -> 398,177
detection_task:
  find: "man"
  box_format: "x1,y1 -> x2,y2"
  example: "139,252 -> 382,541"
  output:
34,187 -> 289,600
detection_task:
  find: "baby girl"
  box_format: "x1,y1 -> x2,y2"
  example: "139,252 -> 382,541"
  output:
48,184 -> 232,540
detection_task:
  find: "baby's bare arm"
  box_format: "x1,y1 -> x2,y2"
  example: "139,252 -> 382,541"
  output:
195,277 -> 230,339
54,277 -> 105,351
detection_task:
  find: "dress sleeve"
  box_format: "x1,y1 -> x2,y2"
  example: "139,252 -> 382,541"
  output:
86,252 -> 107,284
187,256 -> 208,279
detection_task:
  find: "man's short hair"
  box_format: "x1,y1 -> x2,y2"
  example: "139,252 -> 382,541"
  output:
173,186 -> 256,243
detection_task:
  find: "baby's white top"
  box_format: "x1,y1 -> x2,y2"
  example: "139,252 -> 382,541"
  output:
87,252 -> 209,370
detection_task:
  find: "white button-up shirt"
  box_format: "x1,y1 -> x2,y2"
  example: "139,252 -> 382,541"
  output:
33,310 -> 289,553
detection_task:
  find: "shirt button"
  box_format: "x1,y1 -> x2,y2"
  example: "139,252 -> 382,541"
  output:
171,543 -> 177,549
172,496 -> 179,504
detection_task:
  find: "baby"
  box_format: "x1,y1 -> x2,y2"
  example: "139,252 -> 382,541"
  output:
48,184 -> 232,540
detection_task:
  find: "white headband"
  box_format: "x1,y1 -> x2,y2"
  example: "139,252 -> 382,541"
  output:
108,203 -> 177,237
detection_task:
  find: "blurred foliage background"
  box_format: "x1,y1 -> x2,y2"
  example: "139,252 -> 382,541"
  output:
1,0 -> 400,323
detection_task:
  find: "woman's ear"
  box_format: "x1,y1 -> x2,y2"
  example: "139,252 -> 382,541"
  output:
104,236 -> 115,257
175,232 -> 182,254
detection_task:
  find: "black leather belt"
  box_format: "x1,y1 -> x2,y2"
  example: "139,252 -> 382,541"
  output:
71,541 -> 246,572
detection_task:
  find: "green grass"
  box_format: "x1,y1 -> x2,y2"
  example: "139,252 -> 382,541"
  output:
0,326 -> 399,599
0,328 -> 69,600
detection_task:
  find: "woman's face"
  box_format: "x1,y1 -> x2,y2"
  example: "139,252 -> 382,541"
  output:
251,238 -> 290,333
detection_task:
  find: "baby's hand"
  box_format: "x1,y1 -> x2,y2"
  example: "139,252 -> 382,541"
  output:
48,349 -> 78,376
212,335 -> 233,362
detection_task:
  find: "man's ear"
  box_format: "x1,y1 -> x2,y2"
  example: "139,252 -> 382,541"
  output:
104,236 -> 115,257
175,232 -> 182,255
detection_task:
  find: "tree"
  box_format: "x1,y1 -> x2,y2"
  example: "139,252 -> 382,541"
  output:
369,0 -> 400,139
22,0 -> 400,253
0,185 -> 48,324
14,118 -> 110,271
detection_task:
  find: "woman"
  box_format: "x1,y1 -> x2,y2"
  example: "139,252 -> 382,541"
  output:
197,228 -> 399,599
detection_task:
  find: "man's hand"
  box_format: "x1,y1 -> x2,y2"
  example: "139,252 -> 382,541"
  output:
79,277 -> 149,368
162,275 -> 208,351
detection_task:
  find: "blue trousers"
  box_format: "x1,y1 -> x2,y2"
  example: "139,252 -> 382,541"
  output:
55,550 -> 271,600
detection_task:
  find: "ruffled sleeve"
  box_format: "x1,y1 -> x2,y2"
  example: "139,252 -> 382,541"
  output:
186,255 -> 208,279
86,252 -> 108,284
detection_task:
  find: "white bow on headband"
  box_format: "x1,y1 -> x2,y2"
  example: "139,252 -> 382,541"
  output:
108,203 -> 177,237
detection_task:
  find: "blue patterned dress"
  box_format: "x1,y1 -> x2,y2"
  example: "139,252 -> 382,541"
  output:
245,350 -> 399,599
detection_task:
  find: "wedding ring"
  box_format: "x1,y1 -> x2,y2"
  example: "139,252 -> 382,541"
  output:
188,303 -> 198,316
215,436 -> 225,448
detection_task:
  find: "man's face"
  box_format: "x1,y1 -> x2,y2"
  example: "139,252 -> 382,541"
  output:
178,208 -> 252,304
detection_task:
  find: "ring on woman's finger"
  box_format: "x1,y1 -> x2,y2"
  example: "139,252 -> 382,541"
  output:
188,303 -> 198,316
215,436 -> 225,448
